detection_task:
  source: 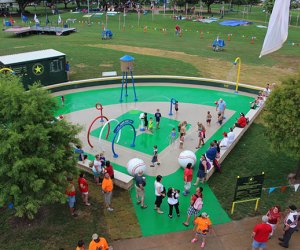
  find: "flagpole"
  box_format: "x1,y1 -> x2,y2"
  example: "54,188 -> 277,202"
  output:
106,12 -> 108,29
123,8 -> 125,30
119,13 -> 121,30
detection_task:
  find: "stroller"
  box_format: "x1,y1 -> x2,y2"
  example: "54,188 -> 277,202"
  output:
101,29 -> 113,40
212,37 -> 225,51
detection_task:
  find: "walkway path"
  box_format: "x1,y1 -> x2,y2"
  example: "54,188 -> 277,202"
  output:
111,216 -> 299,250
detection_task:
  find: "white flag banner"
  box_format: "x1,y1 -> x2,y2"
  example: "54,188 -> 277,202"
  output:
294,184 -> 300,192
58,15 -> 62,24
259,0 -> 291,58
34,14 -> 39,24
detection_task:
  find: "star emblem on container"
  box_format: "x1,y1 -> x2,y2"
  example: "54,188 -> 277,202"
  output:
32,63 -> 44,75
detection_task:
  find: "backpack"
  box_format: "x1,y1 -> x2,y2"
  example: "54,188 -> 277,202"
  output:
193,196 -> 203,211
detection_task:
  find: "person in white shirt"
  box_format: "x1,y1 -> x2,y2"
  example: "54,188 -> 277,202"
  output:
227,128 -> 235,145
154,175 -> 165,214
219,132 -> 228,150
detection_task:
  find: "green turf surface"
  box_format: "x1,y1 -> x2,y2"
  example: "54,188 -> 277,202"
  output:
57,85 -> 254,236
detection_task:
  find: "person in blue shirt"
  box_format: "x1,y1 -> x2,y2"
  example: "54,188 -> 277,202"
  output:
205,142 -> 217,161
65,61 -> 70,81
155,109 -> 162,129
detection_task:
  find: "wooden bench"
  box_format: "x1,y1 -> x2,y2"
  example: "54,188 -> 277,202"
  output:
77,160 -> 134,190
206,104 -> 264,180
102,71 -> 117,77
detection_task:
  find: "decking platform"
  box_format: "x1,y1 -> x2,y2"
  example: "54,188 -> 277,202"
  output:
3,26 -> 76,36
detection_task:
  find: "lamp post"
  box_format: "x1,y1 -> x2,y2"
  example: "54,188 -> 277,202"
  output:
233,57 -> 241,94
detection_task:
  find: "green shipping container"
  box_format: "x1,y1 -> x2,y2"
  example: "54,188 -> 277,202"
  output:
0,49 -> 67,89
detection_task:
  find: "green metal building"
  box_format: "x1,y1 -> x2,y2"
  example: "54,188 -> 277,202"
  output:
0,49 -> 67,89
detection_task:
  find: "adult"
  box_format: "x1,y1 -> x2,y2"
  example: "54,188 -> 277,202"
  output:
65,61 -> 70,81
154,109 -> 161,129
175,24 -> 181,35
182,187 -> 203,227
227,127 -> 235,145
78,173 -> 91,206
154,175 -> 165,214
134,170 -> 147,209
167,187 -> 180,218
251,215 -> 272,250
65,176 -> 77,217
102,172 -> 114,212
88,233 -> 109,250
219,132 -> 229,150
105,160 -> 114,179
278,205 -> 299,248
235,112 -> 247,128
266,205 -> 281,237
92,154 -> 103,185
205,142 -> 217,162
194,154 -> 209,186
263,83 -> 271,97
183,163 -> 193,196
217,98 -> 226,117
76,240 -> 85,250
74,145 -> 87,163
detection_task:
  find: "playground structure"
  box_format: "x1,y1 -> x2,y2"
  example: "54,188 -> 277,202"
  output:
212,36 -> 225,51
233,57 -> 242,93
168,98 -> 177,116
87,102 -> 110,148
101,29 -> 113,39
120,55 -> 138,102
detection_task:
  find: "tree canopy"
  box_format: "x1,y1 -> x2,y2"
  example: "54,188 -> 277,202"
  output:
0,75 -> 81,219
263,71 -> 300,178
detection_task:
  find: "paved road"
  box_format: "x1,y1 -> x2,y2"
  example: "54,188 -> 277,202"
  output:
112,216 -> 299,250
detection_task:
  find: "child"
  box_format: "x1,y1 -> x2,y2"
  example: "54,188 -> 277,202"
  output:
191,212 -> 212,248
150,145 -> 160,167
179,133 -> 185,149
217,112 -> 223,126
99,153 -> 106,167
196,123 -> 205,149
175,101 -> 179,113
206,111 -> 212,126
155,109 -> 162,129
148,117 -> 153,131
170,128 -> 176,145
61,95 -> 65,106
144,113 -> 148,130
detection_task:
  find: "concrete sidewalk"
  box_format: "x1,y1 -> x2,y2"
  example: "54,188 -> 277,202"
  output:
111,216 -> 299,250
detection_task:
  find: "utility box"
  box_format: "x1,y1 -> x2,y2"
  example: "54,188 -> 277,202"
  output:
0,49 -> 67,89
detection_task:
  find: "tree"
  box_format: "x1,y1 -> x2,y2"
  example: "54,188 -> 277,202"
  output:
16,0 -> 33,14
202,0 -> 215,13
0,75 -> 81,219
263,71 -> 300,180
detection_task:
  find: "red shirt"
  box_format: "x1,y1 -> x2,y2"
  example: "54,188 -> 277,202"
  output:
78,177 -> 88,193
105,165 -> 114,178
237,116 -> 247,127
267,209 -> 280,224
184,168 -> 193,182
253,223 -> 272,243
66,181 -> 76,196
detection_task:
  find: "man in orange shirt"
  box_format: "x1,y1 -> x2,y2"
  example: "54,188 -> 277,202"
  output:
102,172 -> 114,212
191,212 -> 212,248
88,233 -> 109,250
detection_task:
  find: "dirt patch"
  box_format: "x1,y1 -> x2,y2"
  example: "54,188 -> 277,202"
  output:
87,44 -> 296,87
99,63 -> 113,67
75,63 -> 88,68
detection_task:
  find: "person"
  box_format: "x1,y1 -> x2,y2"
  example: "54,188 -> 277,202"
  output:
196,123 -> 205,149
227,127 -> 235,145
88,233 -> 109,250
150,145 -> 160,167
182,187 -> 203,227
154,175 -> 165,214
144,112 -> 148,130
65,176 -> 77,217
102,172 -> 114,211
217,98 -> 226,117
183,163 -> 193,196
61,95 -> 65,106
266,205 -> 281,237
65,61 -> 70,81
219,132 -> 229,150
74,145 -> 88,163
235,112 -> 247,128
194,154 -> 210,186
217,112 -> 223,126
179,132 -> 185,149
263,83 -> 271,97
167,187 -> 180,218
78,173 -> 91,206
206,111 -> 212,126
191,212 -> 212,248
134,170 -> 147,209
104,160 -> 114,179
76,240 -> 85,250
92,154 -> 103,184
251,215 -> 272,250
179,121 -> 187,135
174,101 -> 179,113
213,140 -> 221,158
170,128 -> 176,145
175,24 -> 181,35
148,117 -> 153,131
278,204 -> 299,248
154,109 -> 161,129
205,142 -> 217,162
